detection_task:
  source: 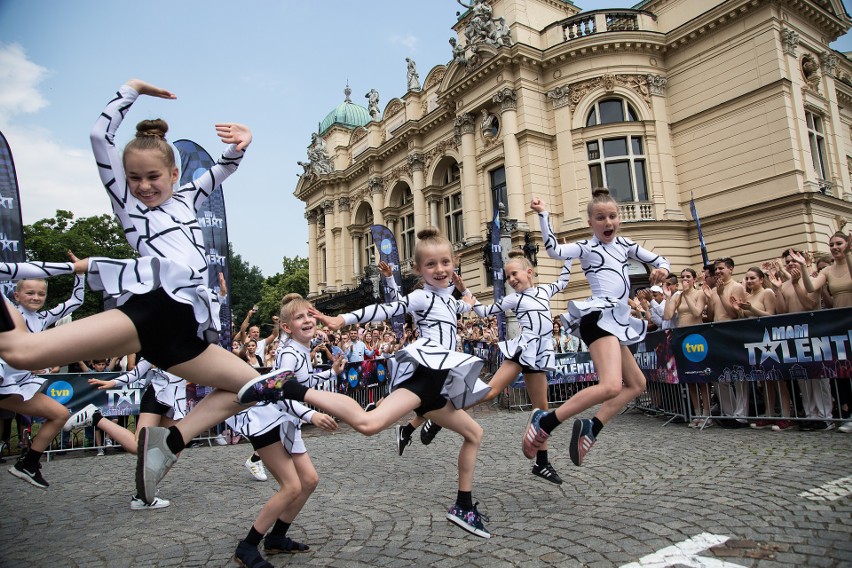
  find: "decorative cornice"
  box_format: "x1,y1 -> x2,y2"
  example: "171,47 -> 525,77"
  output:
781,28 -> 799,57
368,176 -> 384,194
646,74 -> 667,96
547,84 -> 571,109
351,127 -> 368,144
493,87 -> 517,111
383,162 -> 413,193
423,67 -> 446,91
455,112 -> 476,136
385,99 -> 405,119
565,73 -> 652,113
322,199 -> 335,213
820,51 -> 838,78
305,209 -> 318,224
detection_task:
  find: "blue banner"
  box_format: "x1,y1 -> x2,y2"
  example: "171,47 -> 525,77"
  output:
370,224 -> 406,341
0,131 -> 26,300
174,139 -> 233,349
489,212 -> 506,341
40,372 -> 143,416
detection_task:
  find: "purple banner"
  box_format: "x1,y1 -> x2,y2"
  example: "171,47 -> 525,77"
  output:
174,139 -> 233,349
370,224 -> 406,341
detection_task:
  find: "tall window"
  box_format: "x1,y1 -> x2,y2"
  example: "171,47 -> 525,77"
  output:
363,231 -> 375,267
321,247 -> 327,283
586,98 -> 638,126
444,192 -> 464,244
401,213 -> 415,260
442,162 -> 460,185
587,136 -> 648,202
806,110 -> 829,186
490,167 -> 507,216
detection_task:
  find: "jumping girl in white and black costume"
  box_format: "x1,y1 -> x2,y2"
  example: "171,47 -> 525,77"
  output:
66,358 -> 186,509
0,260 -> 86,488
523,190 -> 669,468
305,228 -> 493,538
0,79 -> 311,505
228,294 -> 344,568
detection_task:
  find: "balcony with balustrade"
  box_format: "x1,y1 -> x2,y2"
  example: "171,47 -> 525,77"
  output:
544,10 -> 659,49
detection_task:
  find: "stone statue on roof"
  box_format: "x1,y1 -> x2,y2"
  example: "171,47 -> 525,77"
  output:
365,89 -> 380,121
406,58 -> 421,92
302,132 -> 334,177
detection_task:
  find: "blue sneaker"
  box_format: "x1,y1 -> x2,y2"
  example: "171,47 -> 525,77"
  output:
569,418 -> 596,466
237,370 -> 300,405
446,502 -> 491,538
522,408 -> 549,459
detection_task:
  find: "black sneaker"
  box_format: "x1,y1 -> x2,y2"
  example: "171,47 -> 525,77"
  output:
9,459 -> 49,488
264,534 -> 311,554
395,425 -> 412,456
806,421 -> 834,431
420,419 -> 442,445
233,540 -> 274,568
531,462 -> 563,485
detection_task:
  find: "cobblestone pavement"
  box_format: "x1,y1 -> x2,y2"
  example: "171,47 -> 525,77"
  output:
1,407 -> 850,567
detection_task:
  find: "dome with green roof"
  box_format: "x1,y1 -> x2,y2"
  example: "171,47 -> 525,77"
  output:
318,85 -> 371,135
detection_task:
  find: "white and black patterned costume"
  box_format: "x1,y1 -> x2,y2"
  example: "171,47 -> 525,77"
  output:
87,84 -> 245,343
226,340 -> 331,454
112,359 -> 188,420
0,262 -> 84,400
538,211 -> 669,345
472,261 -> 571,371
340,285 -> 489,409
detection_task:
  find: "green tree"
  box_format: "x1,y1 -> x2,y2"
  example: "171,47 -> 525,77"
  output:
227,242 -> 265,332
255,256 -> 309,324
22,210 -> 136,319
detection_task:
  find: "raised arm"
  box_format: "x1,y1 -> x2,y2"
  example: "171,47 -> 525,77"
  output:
177,123 -> 250,213
789,250 -> 825,293
542,260 -> 573,298
0,261 -> 76,281
533,199 -> 581,260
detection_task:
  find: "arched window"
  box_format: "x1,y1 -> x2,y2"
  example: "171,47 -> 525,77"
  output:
586,98 -> 638,127
442,162 -> 460,185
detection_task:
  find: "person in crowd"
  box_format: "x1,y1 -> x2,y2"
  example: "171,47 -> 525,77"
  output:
730,267 -> 789,430
523,191 -> 669,467
345,327 -> 370,363
663,268 -> 711,428
227,293 -> 343,567
789,233 -> 852,432
700,263 -> 717,322
234,307 -> 280,358
263,339 -> 278,368
1,255 -> 86,488
240,339 -> 264,368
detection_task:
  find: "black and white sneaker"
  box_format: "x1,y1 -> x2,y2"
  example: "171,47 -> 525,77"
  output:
9,459 -> 49,488
420,419 -> 442,445
531,462 -> 563,485
395,425 -> 412,456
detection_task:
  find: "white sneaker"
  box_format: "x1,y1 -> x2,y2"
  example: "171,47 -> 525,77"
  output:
96,448 -> 105,457
63,404 -> 98,432
244,458 -> 268,481
130,495 -> 170,510
213,434 -> 228,446
838,421 -> 852,433
105,437 -> 113,447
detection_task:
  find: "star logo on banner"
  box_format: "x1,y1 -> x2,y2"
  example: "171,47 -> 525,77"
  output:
115,389 -> 136,406
756,329 -> 781,364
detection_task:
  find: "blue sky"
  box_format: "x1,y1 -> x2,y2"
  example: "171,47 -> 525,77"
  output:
0,0 -> 850,276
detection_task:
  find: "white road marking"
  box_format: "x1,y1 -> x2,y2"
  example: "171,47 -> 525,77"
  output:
798,475 -> 852,502
620,532 -> 748,568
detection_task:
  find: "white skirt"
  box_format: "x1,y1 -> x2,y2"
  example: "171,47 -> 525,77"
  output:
389,338 -> 490,409
0,363 -> 44,402
150,375 -> 188,420
497,334 -> 556,371
560,297 -> 647,346
225,404 -> 306,455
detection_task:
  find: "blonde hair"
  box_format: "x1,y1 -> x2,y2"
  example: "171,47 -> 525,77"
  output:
279,293 -> 313,324
413,227 -> 453,266
506,250 -> 533,272
15,279 -> 47,293
123,118 -> 176,170
586,187 -> 617,217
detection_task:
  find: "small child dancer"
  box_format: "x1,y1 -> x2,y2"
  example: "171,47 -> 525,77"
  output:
523,191 -> 669,466
228,294 -> 342,568
259,228 -> 492,537
0,258 -> 86,488
65,357 -> 186,509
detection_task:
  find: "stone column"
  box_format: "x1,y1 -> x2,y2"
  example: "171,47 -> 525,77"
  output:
546,84 -> 581,227
306,209 -> 319,296
428,196 -> 440,228
369,176 -> 385,225
322,200 -> 336,291
408,153 -> 427,230
385,216 -> 398,244
646,74 -> 682,218
494,88 -> 527,230
820,52 -> 849,199
337,196 -> 352,288
456,112 -> 483,243
352,233 -> 362,278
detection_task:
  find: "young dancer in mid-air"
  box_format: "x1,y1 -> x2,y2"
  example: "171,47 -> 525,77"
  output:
523,191 -> 669,466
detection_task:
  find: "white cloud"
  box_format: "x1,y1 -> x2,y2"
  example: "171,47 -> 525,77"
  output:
0,43 -> 51,124
389,34 -> 419,51
0,44 -> 108,224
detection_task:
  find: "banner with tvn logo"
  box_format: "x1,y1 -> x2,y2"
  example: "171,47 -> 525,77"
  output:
629,307 -> 852,384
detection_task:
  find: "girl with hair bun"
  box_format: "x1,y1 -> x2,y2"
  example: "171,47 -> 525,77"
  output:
524,190 -> 669,467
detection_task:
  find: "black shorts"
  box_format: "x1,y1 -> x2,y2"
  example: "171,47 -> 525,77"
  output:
116,288 -> 209,370
139,385 -> 170,416
398,366 -> 450,417
579,311 -> 614,346
247,427 -> 281,452
508,353 -> 544,374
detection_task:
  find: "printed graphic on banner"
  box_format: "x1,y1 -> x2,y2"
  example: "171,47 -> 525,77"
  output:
174,139 -> 233,349
630,330 -> 679,384
511,351 -> 598,388
0,131 -> 26,300
370,224 -> 406,341
489,213 -> 507,341
672,308 -> 852,384
40,372 -> 132,415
